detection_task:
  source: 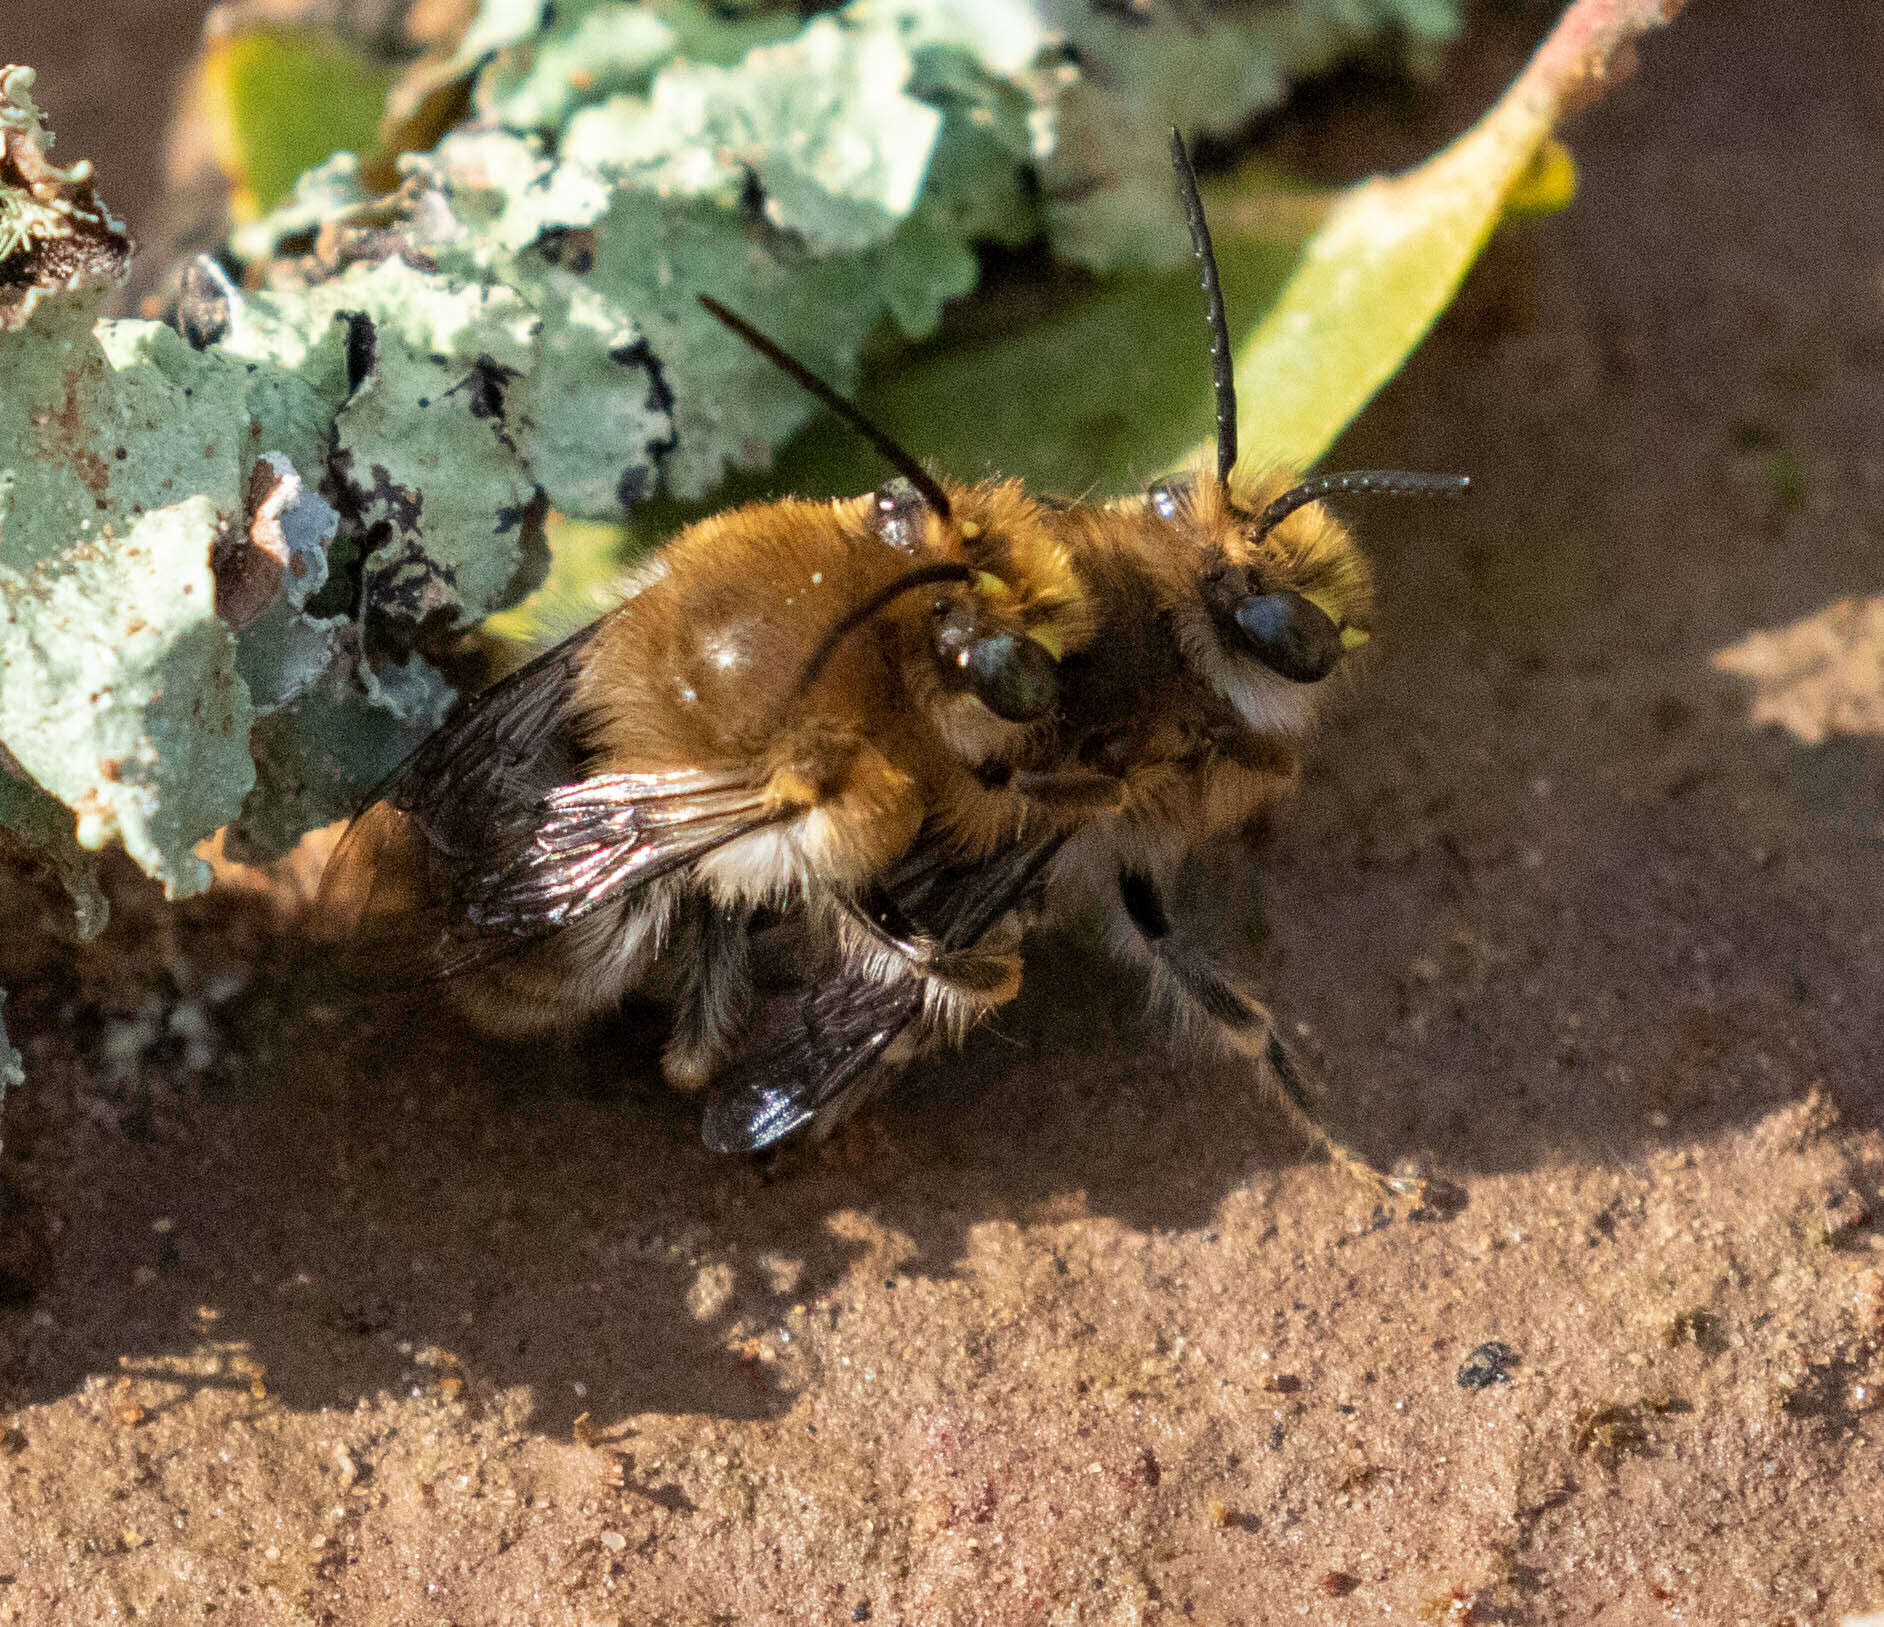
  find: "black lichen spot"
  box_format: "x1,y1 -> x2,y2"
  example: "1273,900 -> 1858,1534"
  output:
354,462 -> 423,534
455,353 -> 521,422
615,464 -> 652,510
738,166 -> 766,218
365,535 -> 461,626
609,337 -> 678,420
534,225 -> 597,274
342,311 -> 377,393
1456,1341 -> 1517,1389
606,338 -> 679,512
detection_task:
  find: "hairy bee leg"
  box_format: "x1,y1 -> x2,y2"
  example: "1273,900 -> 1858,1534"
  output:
662,901 -> 755,1092
1111,869 -> 1421,1200
830,903 -> 1024,1046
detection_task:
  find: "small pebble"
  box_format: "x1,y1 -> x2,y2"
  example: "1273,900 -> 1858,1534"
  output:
1457,1341 -> 1518,1389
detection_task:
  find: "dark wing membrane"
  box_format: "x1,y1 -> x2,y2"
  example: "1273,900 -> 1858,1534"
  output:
701,975 -> 924,1154
845,825 -> 1066,959
385,621 -> 602,864
317,623 -> 602,942
453,771 -> 789,944
702,827 -> 1065,1153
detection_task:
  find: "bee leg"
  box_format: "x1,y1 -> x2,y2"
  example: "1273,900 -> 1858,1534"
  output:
1111,868 -> 1421,1201
661,899 -> 755,1092
833,900 -> 1024,1044
906,948 -> 1022,1058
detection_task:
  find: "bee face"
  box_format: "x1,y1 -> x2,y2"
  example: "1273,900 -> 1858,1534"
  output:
850,475 -> 1091,775
1120,468 -> 1374,744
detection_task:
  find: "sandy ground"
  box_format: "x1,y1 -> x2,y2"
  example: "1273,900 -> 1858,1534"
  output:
5,0 -> 1884,1622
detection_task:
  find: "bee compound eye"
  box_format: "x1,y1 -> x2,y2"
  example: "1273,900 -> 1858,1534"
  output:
965,630 -> 1059,722
1147,475 -> 1194,522
1232,590 -> 1344,684
867,476 -> 930,553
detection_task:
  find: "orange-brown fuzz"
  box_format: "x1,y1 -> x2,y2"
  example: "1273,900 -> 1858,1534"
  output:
1045,464 -> 1374,851
573,480 -> 1097,888
1209,465 -> 1375,641
321,476 -> 1110,1044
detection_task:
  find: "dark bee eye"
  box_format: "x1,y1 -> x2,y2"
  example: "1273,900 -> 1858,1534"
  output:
1146,475 -> 1194,522
933,605 -> 1060,721
963,629 -> 1058,721
1232,590 -> 1344,683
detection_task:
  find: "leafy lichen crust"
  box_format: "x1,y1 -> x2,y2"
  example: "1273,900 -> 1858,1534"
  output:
0,65 -> 132,331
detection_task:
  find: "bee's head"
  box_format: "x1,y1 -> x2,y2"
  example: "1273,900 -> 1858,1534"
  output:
695,295 -> 1093,747
862,474 -> 1092,733
1140,132 -> 1466,735
1137,467 -> 1374,737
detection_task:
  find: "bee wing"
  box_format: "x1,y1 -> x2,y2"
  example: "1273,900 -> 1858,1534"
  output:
317,624 -> 602,937
319,621 -> 791,978
701,829 -> 1065,1153
388,624 -> 610,852
830,824 -> 1066,973
701,973 -> 925,1154
449,771 -> 788,948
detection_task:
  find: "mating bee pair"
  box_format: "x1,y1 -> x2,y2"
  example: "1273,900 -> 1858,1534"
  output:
321,134 -> 1466,1185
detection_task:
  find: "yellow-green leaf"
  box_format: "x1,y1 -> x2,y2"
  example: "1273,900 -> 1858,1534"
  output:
201,27 -> 394,220
1206,0 -> 1686,477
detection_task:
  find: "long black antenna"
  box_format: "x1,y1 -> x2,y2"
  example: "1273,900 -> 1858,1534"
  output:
794,561 -> 977,697
1170,128 -> 1237,492
1253,470 -> 1472,540
699,295 -> 953,522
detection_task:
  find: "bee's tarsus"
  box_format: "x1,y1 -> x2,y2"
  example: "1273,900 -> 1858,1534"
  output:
1169,128 -> 1238,492
698,293 -> 954,522
1252,469 -> 1472,541
1257,999 -> 1417,1199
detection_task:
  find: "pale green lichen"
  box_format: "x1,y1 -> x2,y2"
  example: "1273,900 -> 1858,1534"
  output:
563,17 -> 943,254
0,496 -> 253,897
0,64 -> 132,330
476,0 -> 680,130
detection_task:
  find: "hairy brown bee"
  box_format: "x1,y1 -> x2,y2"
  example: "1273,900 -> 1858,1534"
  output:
706,134 -> 1466,1186
319,332 -> 1102,1090
325,132 -> 1466,1180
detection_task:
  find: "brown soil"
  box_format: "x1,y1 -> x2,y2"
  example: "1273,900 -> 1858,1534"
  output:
5,1 -> 1884,1623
